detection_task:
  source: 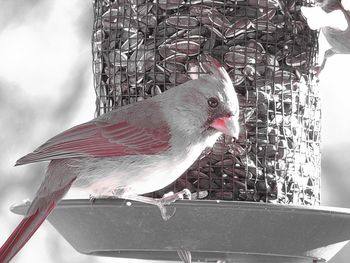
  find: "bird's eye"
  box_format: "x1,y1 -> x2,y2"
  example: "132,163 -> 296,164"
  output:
208,97 -> 219,108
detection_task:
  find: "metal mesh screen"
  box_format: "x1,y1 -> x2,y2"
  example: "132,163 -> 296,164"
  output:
92,0 -> 321,205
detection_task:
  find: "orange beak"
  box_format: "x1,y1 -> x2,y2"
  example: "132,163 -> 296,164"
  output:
210,116 -> 240,139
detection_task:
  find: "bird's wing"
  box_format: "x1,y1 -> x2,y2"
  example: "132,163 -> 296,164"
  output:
16,119 -> 171,165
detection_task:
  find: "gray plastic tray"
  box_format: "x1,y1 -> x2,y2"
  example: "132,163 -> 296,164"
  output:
11,200 -> 350,262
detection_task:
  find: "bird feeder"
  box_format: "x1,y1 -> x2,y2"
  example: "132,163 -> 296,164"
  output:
92,0 -> 321,205
11,0 -> 350,262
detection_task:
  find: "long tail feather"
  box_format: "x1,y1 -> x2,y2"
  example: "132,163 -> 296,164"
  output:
0,202 -> 55,263
0,172 -> 76,263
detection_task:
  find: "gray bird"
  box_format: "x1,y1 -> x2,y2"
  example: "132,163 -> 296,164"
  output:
0,55 -> 240,263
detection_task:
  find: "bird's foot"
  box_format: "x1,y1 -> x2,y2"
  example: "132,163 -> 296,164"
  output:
89,194 -> 117,207
156,189 -> 192,220
119,189 -> 192,221
89,194 -> 97,203
155,202 -> 176,221
160,189 -> 192,205
89,193 -> 106,203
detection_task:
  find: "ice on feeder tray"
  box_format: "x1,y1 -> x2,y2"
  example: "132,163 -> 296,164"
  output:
92,0 -> 321,205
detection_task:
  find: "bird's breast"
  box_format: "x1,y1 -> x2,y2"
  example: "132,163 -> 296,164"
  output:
73,132 -> 221,196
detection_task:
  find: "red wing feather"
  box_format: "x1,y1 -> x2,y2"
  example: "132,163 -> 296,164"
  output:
16,120 -> 171,165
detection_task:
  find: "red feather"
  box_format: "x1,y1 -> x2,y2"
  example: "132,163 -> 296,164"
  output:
0,177 -> 76,262
16,120 -> 171,165
0,202 -> 55,262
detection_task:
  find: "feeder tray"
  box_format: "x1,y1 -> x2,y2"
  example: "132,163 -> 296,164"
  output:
11,199 -> 350,262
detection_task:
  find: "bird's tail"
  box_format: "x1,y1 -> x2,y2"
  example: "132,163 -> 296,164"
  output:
0,202 -> 55,263
0,173 -> 76,263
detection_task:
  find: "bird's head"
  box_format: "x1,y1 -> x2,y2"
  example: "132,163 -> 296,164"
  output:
164,55 -> 240,140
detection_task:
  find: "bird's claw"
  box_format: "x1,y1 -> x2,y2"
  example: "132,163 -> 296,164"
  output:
157,203 -> 176,221
89,194 -> 117,208
157,189 -> 192,221
160,189 -> 192,205
116,189 -> 192,221
89,194 -> 98,207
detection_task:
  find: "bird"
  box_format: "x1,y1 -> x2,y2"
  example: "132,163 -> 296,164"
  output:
0,54 -> 240,263
301,0 -> 350,74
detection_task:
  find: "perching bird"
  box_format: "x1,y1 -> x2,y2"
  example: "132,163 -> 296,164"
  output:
301,0 -> 350,74
0,54 -> 239,263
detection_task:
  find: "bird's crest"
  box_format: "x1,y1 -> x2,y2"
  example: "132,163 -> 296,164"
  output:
199,54 -> 232,88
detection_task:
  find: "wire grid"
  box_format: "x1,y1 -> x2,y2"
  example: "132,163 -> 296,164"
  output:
92,0 -> 321,205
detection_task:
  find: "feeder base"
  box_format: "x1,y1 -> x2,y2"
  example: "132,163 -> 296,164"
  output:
11,200 -> 350,262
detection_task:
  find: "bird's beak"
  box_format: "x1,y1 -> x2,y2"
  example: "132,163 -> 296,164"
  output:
210,115 -> 240,139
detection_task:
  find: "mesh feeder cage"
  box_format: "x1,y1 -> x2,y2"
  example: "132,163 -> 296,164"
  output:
92,0 -> 321,204
11,0 -> 350,263
97,0 -> 325,260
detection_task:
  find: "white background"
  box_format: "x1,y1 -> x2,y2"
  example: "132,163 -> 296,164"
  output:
0,1 -> 349,262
